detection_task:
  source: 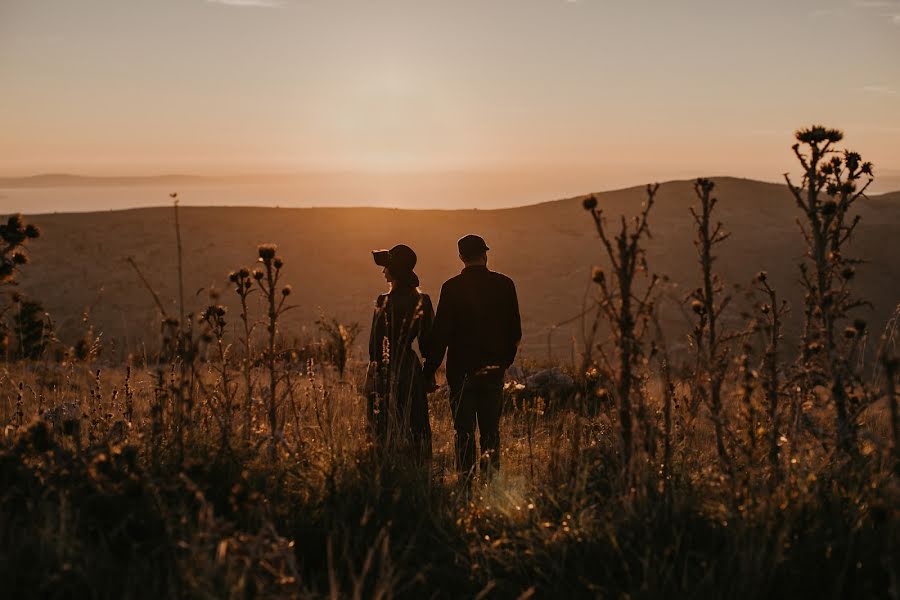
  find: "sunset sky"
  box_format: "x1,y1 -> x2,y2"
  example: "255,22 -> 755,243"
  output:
2,0 -> 899,198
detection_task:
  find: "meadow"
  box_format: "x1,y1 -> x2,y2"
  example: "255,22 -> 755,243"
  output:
1,126 -> 898,599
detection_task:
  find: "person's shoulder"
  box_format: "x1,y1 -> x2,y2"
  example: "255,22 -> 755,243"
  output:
374,293 -> 389,308
489,270 -> 516,287
440,273 -> 465,292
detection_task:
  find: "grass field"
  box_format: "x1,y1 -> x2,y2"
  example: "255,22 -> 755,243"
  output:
1,129 -> 899,598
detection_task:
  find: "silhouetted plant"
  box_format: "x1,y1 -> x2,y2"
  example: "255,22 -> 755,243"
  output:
582,184 -> 659,472
200,301 -> 236,451
13,297 -> 50,360
0,214 -> 40,285
228,267 -> 257,440
753,271 -> 789,481
784,125 -> 874,455
255,244 -> 294,458
687,178 -> 736,477
0,215 -> 41,358
316,315 -> 361,379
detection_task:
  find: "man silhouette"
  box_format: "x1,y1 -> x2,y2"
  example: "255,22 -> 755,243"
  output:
424,234 -> 521,484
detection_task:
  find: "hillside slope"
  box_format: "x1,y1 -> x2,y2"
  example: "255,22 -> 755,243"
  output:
16,178 -> 900,363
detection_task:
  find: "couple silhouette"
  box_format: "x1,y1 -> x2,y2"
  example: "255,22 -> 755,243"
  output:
366,234 -> 522,484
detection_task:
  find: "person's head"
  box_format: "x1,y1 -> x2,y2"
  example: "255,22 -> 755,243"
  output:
372,244 -> 420,289
457,234 -> 489,267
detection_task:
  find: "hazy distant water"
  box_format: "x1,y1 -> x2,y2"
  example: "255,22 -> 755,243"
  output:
3,172 -> 899,215
1,176 -> 609,214
1,184 -> 412,215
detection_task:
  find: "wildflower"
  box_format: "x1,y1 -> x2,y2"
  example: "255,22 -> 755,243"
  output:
755,271 -> 767,283
582,196 -> 598,211
795,125 -> 843,145
840,266 -> 855,280
239,267 -> 250,278
282,285 -> 292,297
591,267 -> 605,284
228,271 -> 239,283
253,269 -> 264,281
12,252 -> 27,265
258,244 -> 277,260
274,257 -> 284,269
691,299 -> 705,314
820,200 -> 837,216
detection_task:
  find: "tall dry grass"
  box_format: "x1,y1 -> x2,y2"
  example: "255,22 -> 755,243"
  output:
0,125 -> 897,599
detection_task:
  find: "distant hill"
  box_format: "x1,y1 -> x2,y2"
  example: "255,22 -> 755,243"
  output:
13,177 -> 900,364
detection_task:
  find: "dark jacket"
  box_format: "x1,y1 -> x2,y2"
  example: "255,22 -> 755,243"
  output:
424,265 -> 521,389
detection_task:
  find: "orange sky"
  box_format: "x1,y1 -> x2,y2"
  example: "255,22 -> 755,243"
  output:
1,0 -> 898,195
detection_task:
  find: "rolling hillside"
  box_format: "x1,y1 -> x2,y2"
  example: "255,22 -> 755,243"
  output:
15,177 -> 900,364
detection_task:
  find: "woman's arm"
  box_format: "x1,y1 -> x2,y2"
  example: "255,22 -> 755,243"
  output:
417,294 -> 435,357
368,295 -> 386,363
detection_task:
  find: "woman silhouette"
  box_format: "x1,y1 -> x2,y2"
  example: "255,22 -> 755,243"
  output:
366,244 -> 434,461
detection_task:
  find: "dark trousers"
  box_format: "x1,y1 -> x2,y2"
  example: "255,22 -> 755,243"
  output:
450,377 -> 503,483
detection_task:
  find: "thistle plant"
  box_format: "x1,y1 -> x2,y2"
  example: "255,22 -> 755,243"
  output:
200,302 -> 235,451
752,271 -> 789,481
687,178 -> 736,477
0,215 -> 40,355
784,125 -> 874,455
254,244 -> 294,458
0,214 -> 40,285
582,184 -> 660,472
228,267 -> 257,440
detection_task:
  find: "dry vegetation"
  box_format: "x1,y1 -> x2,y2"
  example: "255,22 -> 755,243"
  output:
1,126 -> 899,598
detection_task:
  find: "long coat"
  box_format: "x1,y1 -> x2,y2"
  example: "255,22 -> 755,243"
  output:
367,287 -> 434,454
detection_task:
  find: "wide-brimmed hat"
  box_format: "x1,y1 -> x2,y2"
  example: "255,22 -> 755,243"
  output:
372,244 -> 420,287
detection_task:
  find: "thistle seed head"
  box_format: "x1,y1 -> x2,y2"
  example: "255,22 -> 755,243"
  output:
258,244 -> 277,260
795,125 -> 843,145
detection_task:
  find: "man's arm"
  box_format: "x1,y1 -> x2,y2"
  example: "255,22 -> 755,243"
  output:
423,282 -> 451,379
505,278 -> 522,368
